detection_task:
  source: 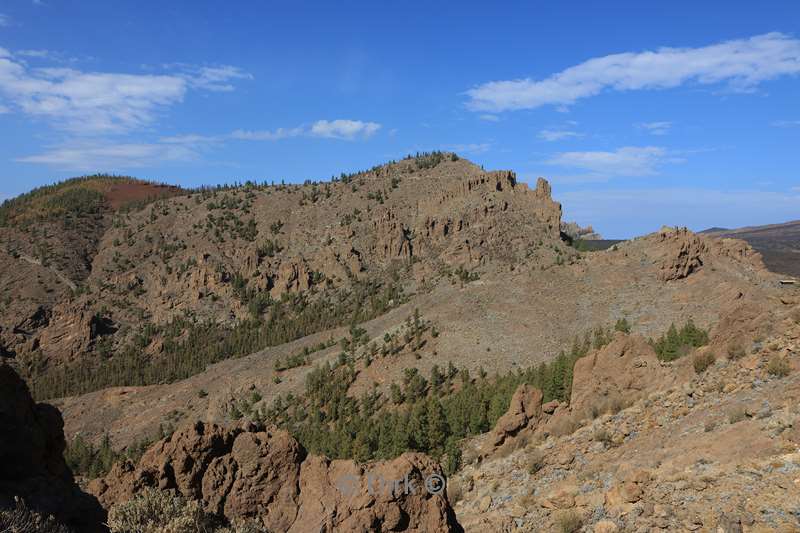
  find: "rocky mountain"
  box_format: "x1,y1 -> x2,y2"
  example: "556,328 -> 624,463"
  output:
1,154 -> 797,532
2,153 -> 564,399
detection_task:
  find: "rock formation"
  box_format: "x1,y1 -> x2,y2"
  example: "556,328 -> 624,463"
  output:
90,421 -> 462,532
0,363 -> 104,531
570,332 -> 684,416
491,384 -> 543,446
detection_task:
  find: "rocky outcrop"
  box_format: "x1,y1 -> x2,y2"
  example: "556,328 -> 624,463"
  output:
90,421 -> 462,532
570,333 -> 683,416
491,385 -> 543,446
561,221 -> 602,241
0,363 -> 104,531
657,227 -> 766,282
657,228 -> 709,281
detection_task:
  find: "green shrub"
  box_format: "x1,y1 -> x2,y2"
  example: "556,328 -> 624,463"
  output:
693,351 -> 716,374
614,318 -> 631,333
107,488 -> 210,533
651,320 -> 709,361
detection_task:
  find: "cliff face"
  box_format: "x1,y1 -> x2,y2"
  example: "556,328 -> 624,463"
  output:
0,363 -> 105,531
89,421 -> 462,532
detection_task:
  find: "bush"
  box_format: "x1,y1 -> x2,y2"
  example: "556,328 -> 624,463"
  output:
614,318 -> 631,333
767,355 -> 791,378
526,449 -> 546,474
693,352 -> 716,374
107,488 -> 211,533
726,343 -> 746,360
554,509 -> 583,533
0,498 -> 71,533
728,405 -> 746,424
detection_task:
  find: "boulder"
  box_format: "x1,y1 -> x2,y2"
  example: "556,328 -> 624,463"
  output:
570,333 -> 679,416
491,384 -> 544,446
0,363 -> 104,531
91,422 -> 462,532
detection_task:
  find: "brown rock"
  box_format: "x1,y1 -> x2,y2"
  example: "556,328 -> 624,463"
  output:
571,333 -> 678,416
542,400 -> 560,414
91,422 -> 461,532
491,384 -> 543,446
594,520 -> 620,533
0,363 -> 105,531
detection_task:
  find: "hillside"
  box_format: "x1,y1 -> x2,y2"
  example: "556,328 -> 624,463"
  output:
2,154 -> 565,399
702,220 -> 800,277
1,156 -> 797,532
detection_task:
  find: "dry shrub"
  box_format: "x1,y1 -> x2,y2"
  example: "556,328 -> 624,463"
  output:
593,428 -> 613,446
0,498 -> 71,533
693,351 -> 716,374
446,477 -> 464,504
526,448 -> 546,475
107,488 -> 212,533
726,343 -> 746,360
549,414 -> 580,437
728,405 -> 747,425
554,509 -> 583,533
588,393 -> 632,419
767,355 -> 791,378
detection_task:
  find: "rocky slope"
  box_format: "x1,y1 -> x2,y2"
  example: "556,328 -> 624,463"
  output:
2,154 -> 565,399
451,289 -> 800,532
702,220 -> 800,277
54,225 -> 783,452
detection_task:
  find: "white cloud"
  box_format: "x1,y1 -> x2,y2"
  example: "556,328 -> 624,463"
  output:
181,65 -> 252,92
0,103 -> 8,114
443,143 -> 491,155
230,127 -> 304,141
466,32 -> 800,112
636,121 -> 672,135
17,142 -> 198,170
772,119 -> 800,127
560,187 -> 800,238
0,14 -> 10,27
546,146 -> 672,177
538,129 -> 583,142
0,49 -> 250,133
16,49 -> 52,59
309,119 -> 381,140
479,114 -> 500,122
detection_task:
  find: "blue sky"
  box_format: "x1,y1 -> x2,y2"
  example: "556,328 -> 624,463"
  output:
0,1 -> 798,238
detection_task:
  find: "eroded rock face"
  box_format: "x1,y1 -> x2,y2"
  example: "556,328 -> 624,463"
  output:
491,384 -> 543,446
0,363 -> 104,531
657,227 -> 766,282
658,228 -> 709,282
90,422 -> 462,532
570,333 -> 681,416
